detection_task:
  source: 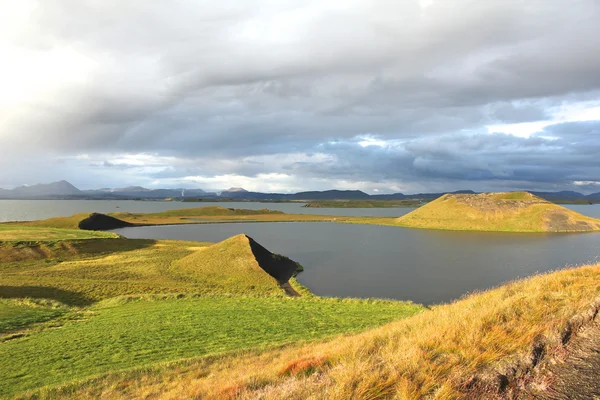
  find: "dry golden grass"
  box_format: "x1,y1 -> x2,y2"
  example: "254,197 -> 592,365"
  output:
38,261 -> 600,400
397,192 -> 600,232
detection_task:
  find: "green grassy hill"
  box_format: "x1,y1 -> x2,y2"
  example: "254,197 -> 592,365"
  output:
0,221 -> 422,398
0,295 -> 421,397
396,191 -> 600,232
0,234 -> 305,304
45,261 -> 600,400
174,234 -> 302,296
4,208 -> 600,398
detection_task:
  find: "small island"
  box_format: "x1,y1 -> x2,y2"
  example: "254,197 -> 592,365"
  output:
396,192 -> 600,232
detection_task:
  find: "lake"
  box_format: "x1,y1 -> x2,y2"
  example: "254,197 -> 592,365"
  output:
3,200 -> 599,305
112,222 -> 600,305
0,199 -> 417,222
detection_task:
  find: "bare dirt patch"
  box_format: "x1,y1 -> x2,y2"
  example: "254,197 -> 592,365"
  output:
545,211 -> 599,231
452,193 -> 549,213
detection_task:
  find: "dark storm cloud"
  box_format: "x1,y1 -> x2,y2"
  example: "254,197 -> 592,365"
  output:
1,0 -> 600,191
284,125 -> 600,191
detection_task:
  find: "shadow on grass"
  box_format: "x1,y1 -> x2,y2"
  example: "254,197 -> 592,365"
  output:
73,238 -> 158,255
0,239 -> 158,265
0,286 -> 95,307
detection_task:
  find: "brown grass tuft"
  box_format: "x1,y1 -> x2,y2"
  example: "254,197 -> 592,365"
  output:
279,355 -> 330,376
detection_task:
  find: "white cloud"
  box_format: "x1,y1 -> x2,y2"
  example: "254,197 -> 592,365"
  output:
0,0 -> 599,192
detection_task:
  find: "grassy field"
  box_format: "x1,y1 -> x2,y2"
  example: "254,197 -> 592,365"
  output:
44,262 -> 600,400
0,224 -> 118,241
0,221 -> 423,398
0,299 -> 68,334
0,295 -> 421,397
4,206 -> 600,399
397,192 -> 600,232
0,233 -> 312,306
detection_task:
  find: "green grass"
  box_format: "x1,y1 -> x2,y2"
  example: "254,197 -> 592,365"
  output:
0,299 -> 68,334
0,239 -> 218,305
489,191 -> 534,200
0,217 -> 423,398
0,224 -> 118,241
0,296 -> 422,397
0,235 -> 307,306
172,234 -> 294,296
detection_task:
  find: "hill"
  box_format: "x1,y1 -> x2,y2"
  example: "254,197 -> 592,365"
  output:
1,180 -> 82,198
32,261 -> 600,400
396,191 -> 600,232
2,180 -> 599,203
0,224 -> 421,397
174,234 -> 303,295
0,233 -> 304,304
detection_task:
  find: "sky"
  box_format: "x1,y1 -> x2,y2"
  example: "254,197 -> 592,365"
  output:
1,0 -> 599,194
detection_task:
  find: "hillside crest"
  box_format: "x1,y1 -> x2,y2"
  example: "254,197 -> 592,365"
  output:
175,234 -> 302,295
397,191 -> 600,232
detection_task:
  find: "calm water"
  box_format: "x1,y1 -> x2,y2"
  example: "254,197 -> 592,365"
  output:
113,222 -> 600,305
0,199 -> 415,222
4,200 -> 600,304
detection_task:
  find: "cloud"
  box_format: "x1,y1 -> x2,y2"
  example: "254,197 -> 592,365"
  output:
0,0 -> 599,192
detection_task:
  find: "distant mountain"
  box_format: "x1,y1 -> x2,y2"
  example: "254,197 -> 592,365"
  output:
0,180 -> 598,203
372,190 -> 476,200
530,191 -> 584,200
85,187 -> 214,199
290,190 -> 370,200
0,181 -> 214,199
215,189 -> 371,201
108,186 -> 152,193
1,180 -> 82,198
220,187 -> 250,198
586,192 -> 600,200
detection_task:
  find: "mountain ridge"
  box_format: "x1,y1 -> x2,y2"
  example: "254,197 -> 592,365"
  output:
0,180 -> 599,203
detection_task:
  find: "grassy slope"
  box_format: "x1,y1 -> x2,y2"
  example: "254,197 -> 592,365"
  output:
0,299 -> 68,334
1,238 -> 270,305
1,225 -> 423,398
46,262 -> 600,400
0,224 -> 117,241
1,234 -> 307,305
397,192 -> 600,232
173,235 -> 285,295
0,296 -> 421,397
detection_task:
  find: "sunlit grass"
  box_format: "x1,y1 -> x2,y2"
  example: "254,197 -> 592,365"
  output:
0,224 -> 117,241
397,192 -> 600,232
0,298 -> 68,334
43,262 -> 600,400
1,295 -> 422,397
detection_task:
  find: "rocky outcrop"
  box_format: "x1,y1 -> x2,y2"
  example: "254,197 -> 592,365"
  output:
462,298 -> 600,399
78,213 -> 134,231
